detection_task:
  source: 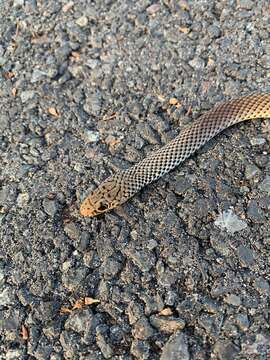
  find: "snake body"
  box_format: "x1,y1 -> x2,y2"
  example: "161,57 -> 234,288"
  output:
80,93 -> 270,217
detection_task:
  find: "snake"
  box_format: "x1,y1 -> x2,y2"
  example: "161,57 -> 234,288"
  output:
80,93 -> 270,217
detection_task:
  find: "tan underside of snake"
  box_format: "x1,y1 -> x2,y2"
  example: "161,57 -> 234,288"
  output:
80,93 -> 270,217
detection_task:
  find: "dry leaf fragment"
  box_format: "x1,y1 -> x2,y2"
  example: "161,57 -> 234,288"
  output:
60,297 -> 100,314
48,107 -> 59,117
201,81 -> 210,94
60,306 -> 72,314
187,106 -> 193,116
16,19 -> 21,37
169,98 -> 182,108
158,308 -> 173,316
157,94 -> 166,102
4,71 -> 15,79
169,98 -> 178,105
31,33 -> 48,45
207,57 -> 215,67
12,88 -> 17,97
70,51 -> 80,61
146,4 -> 160,15
105,135 -> 121,147
84,297 -> 100,305
63,1 -> 74,13
103,112 -> 117,121
72,299 -> 84,309
179,0 -> 190,10
21,325 -> 29,340
11,40 -> 17,50
179,27 -> 190,34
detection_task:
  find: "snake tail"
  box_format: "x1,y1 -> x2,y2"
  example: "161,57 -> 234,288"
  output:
80,92 -> 270,217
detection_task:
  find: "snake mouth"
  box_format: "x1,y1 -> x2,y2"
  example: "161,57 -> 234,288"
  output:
80,195 -> 112,217
80,196 -> 98,217
80,175 -> 127,217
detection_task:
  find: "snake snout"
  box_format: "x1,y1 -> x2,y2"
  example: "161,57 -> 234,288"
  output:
80,177 -> 123,216
80,196 -> 97,217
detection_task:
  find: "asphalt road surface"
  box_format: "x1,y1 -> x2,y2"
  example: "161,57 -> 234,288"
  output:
0,1 -> 270,359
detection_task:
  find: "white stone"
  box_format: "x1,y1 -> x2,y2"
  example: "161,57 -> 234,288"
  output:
214,209 -> 248,234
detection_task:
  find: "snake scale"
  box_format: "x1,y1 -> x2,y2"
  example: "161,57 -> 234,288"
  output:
80,93 -> 270,217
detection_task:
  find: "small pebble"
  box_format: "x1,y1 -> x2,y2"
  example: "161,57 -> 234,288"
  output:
247,200 -> 265,222
82,130 -> 100,143
250,137 -> 266,146
259,176 -> 270,194
96,326 -> 114,359
131,340 -> 150,360
189,57 -> 205,70
150,315 -> 185,333
16,192 -> 29,207
20,90 -> 36,103
160,332 -> 190,360
237,0 -> 254,9
172,176 -> 192,195
146,4 -> 160,15
208,25 -> 221,38
5,349 -> 25,360
76,16 -> 88,27
254,277 -> 270,295
214,210 -> 248,234
224,294 -> 241,306
42,198 -> 59,217
0,287 -> 13,306
83,94 -> 102,115
133,317 -> 155,340
235,313 -> 249,331
64,222 -> 81,241
245,164 -> 260,179
237,245 -> 255,267
213,339 -> 239,360
13,0 -> 24,7
31,68 -> 46,83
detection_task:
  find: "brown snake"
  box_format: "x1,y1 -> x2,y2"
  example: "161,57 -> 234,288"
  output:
80,93 -> 270,217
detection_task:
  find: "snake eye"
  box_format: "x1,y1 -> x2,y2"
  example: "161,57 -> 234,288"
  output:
97,202 -> 109,212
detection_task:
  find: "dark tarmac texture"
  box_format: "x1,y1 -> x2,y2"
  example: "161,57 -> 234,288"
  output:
0,1 -> 270,359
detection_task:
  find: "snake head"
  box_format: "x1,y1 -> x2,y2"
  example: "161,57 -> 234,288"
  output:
80,174 -> 127,217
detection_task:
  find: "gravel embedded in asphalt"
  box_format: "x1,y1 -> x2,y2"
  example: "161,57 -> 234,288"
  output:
0,1 -> 270,359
